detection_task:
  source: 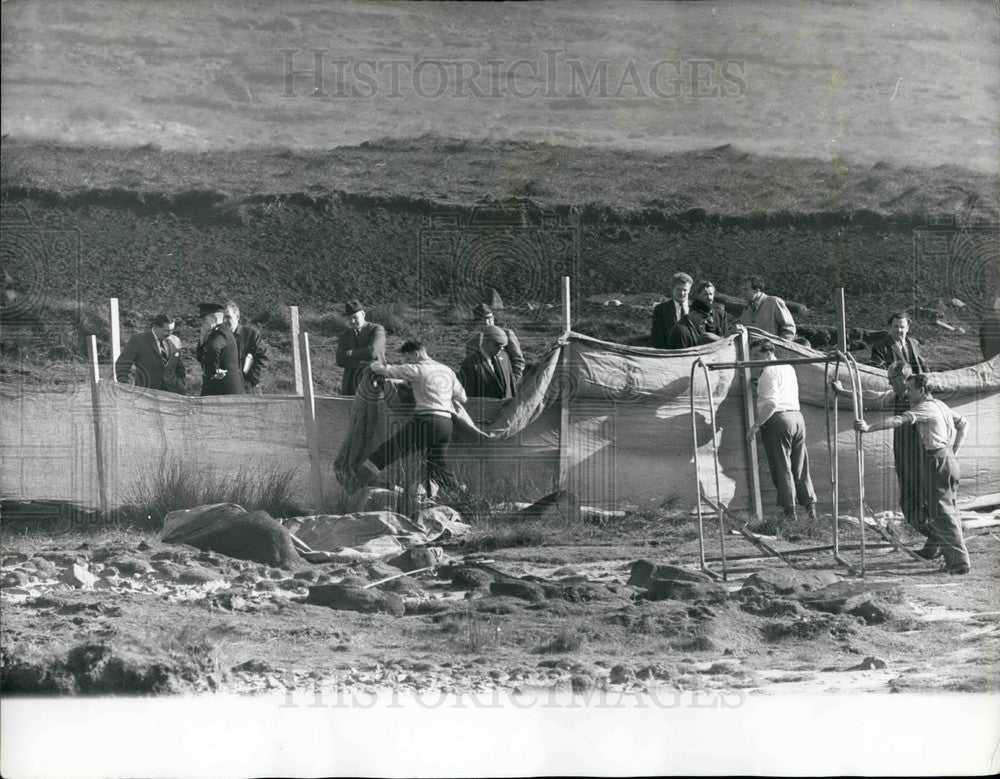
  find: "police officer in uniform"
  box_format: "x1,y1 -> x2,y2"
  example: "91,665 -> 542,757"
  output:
196,302 -> 245,396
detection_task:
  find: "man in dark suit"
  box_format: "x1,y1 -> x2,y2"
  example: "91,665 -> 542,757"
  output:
115,313 -> 186,394
650,272 -> 693,348
666,280 -> 731,349
336,299 -> 387,396
870,311 -> 927,373
978,296 -> 1000,362
458,326 -> 515,399
224,301 -> 269,393
471,303 -> 525,386
196,302 -> 245,396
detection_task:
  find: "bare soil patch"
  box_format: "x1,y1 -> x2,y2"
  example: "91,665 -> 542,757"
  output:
3,517 -> 997,697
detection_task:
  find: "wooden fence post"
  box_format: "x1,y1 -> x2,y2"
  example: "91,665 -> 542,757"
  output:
836,288 -> 848,353
737,327 -> 763,520
298,332 -> 324,512
87,335 -> 109,515
109,298 -> 121,381
557,276 -> 572,489
290,306 -> 302,396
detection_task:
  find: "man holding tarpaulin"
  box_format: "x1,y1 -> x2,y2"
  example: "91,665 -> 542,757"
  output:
358,339 -> 467,496
854,372 -> 971,574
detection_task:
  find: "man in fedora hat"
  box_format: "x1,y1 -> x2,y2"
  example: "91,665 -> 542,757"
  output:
196,302 -> 245,396
471,302 -> 524,386
336,299 -> 386,396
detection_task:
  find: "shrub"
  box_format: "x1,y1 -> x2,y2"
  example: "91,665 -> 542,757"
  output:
116,458 -> 303,531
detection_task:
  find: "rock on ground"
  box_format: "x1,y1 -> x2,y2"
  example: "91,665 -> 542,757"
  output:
304,584 -> 405,617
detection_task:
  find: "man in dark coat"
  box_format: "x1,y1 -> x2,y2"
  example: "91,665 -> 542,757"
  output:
224,301 -> 269,393
115,313 -> 186,394
458,326 -> 515,399
666,281 -> 731,349
979,296 -> 1000,362
336,299 -> 387,396
833,361 -> 928,545
870,311 -> 927,373
650,272 -> 693,348
196,302 -> 245,396
471,303 -> 525,386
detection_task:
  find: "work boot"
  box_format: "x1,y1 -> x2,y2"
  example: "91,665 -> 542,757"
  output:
805,502 -> 821,522
913,541 -> 941,560
914,531 -> 941,561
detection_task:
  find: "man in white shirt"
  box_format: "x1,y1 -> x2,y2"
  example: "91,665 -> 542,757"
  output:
746,338 -> 818,529
855,372 -> 970,574
359,340 -> 467,495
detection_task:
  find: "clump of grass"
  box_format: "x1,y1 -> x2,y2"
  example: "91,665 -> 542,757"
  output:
462,526 -> 549,553
364,302 -> 416,336
535,628 -> 586,654
304,310 -> 350,337
116,457 -> 303,531
437,608 -> 499,654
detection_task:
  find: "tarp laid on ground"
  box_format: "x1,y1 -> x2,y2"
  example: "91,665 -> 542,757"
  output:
3,331 -> 998,514
283,505 -> 470,563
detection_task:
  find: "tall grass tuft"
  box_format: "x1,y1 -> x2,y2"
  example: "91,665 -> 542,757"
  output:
117,458 -> 303,531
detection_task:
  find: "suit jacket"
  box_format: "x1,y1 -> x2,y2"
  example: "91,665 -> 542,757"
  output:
336,322 -> 387,396
981,312 -> 1000,362
650,300 -> 689,349
233,323 -> 268,388
197,325 -> 245,396
458,349 -> 514,399
666,315 -> 703,350
870,335 -> 927,374
500,326 -> 525,384
665,301 -> 729,349
115,330 -> 186,393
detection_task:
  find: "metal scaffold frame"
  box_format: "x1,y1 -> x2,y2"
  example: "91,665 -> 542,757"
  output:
689,327 -> 935,580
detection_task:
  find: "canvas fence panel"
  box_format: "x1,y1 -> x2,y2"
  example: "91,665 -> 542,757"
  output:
2,339 -> 997,516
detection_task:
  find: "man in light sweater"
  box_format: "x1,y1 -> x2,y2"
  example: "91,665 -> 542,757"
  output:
746,338 -> 819,530
359,340 -> 467,495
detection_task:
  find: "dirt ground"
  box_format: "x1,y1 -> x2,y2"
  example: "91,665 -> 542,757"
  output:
3,509 -> 998,699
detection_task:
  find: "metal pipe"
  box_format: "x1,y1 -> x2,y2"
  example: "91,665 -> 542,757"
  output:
827,355 -> 853,571
705,541 -> 898,563
700,355 -> 843,371
838,351 -> 931,566
698,359 -> 727,580
689,358 -> 711,578
841,351 -> 866,575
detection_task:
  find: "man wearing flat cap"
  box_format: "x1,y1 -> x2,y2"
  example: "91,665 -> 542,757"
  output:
196,302 -> 245,396
471,303 -> 525,387
336,299 -> 386,396
458,326 -> 516,399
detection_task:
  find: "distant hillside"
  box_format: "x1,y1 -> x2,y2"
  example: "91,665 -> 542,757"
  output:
1,139 -> 997,329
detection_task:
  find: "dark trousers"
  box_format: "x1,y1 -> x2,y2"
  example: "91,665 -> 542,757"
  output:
894,424 -> 927,533
919,447 -> 969,569
369,413 -> 458,493
761,410 -> 816,513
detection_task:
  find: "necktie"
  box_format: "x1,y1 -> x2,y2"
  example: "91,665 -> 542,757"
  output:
158,339 -> 168,364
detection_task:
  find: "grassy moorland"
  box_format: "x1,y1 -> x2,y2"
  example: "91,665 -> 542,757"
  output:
2,138 -> 996,394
